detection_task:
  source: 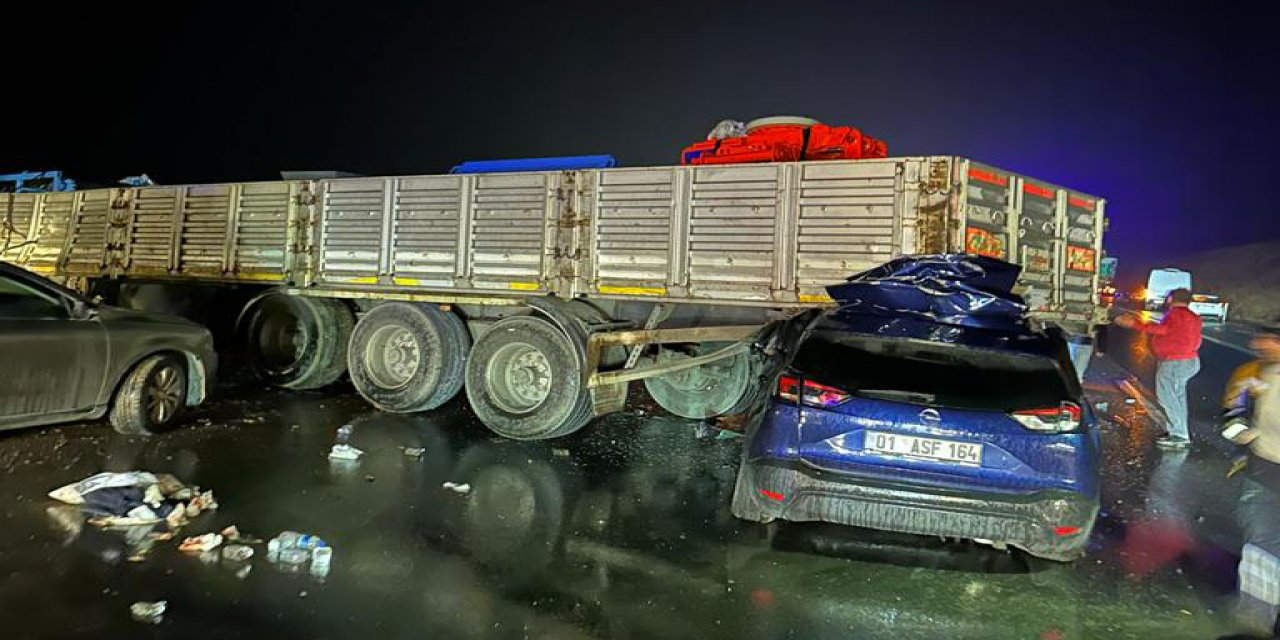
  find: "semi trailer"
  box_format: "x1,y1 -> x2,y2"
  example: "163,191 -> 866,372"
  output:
0,150 -> 1108,440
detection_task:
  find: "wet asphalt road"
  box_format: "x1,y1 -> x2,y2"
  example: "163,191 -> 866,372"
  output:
0,334 -> 1271,639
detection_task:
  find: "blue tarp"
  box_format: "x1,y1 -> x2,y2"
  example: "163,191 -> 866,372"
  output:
450,155 -> 618,174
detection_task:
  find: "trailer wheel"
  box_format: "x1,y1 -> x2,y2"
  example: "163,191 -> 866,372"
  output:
348,302 -> 471,413
643,344 -> 758,419
241,293 -> 354,389
465,316 -> 592,440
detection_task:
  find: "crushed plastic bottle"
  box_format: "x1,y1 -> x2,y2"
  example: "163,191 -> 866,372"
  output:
328,444 -> 363,461
297,534 -> 327,551
279,548 -> 309,565
311,546 -> 333,577
130,600 -> 166,624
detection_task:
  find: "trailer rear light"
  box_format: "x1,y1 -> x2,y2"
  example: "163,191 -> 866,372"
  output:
1054,525 -> 1082,536
1011,402 -> 1083,433
778,375 -> 850,407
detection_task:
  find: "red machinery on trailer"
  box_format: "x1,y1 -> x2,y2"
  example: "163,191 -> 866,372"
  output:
681,116 -> 888,165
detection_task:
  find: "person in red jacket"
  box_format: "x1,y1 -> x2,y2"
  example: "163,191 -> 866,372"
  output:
1116,288 -> 1203,448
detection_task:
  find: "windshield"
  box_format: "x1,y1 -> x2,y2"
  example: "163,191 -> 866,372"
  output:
791,330 -> 1076,411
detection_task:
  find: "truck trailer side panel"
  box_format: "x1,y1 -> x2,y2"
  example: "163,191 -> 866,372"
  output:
3,156 -> 1105,327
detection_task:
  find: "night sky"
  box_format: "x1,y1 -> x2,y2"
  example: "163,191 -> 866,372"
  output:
4,1 -> 1275,277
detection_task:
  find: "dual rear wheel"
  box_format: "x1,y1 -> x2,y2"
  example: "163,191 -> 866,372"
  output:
242,294 -> 758,439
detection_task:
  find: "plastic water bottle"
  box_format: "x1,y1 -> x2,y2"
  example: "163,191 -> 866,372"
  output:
310,546 -> 333,577
276,531 -> 302,549
297,534 -> 327,550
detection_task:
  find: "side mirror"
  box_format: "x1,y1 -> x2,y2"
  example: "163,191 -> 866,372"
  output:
69,297 -> 98,320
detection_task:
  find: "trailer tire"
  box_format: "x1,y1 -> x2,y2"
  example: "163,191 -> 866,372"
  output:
348,302 -> 471,413
109,354 -> 188,435
643,344 -> 759,419
465,316 -> 592,440
242,293 -> 354,390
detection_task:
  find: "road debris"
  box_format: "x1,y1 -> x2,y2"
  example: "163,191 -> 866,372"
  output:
311,546 -> 333,578
442,481 -> 471,495
221,544 -> 254,562
403,447 -> 426,457
130,600 -> 166,624
179,533 -> 224,553
328,444 -> 364,461
47,471 -> 215,529
219,524 -> 263,544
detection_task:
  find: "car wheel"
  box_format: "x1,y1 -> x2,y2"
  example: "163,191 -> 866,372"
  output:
109,354 -> 188,435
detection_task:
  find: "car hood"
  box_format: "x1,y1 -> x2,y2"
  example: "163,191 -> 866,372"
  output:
95,304 -> 205,330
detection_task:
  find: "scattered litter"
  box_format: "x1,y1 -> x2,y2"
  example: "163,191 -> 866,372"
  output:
328,444 -> 364,461
364,475 -> 376,483
221,544 -> 254,562
179,533 -> 224,553
1180,609 -> 1192,616
219,525 -> 263,544
185,490 -> 218,518
336,424 -> 354,444
311,546 -> 333,578
130,600 -> 166,624
266,531 -> 332,573
280,548 -> 309,565
552,448 -> 570,457
402,447 -> 426,457
297,534 -> 327,550
442,482 -> 471,495
48,471 -> 213,530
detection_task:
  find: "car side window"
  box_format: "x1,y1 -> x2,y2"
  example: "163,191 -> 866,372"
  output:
0,273 -> 68,319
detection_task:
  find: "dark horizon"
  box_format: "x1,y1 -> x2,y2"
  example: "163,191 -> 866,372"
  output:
4,1 -> 1276,281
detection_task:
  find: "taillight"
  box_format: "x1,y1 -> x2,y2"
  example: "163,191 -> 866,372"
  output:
1011,402 -> 1083,433
778,375 -> 850,407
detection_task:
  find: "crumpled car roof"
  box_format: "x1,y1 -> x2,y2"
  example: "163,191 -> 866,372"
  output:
818,254 -> 1053,353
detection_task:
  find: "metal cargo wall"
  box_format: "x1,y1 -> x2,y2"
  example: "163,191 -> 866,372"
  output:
0,193 -> 39,263
793,160 -> 906,301
1060,192 -> 1104,317
230,181 -> 301,282
23,192 -> 76,273
62,189 -> 119,276
116,182 -> 303,282
582,160 -> 908,305
1016,176 -> 1063,313
314,172 -> 559,294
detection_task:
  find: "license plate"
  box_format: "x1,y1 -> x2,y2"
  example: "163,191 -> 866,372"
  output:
865,431 -> 983,465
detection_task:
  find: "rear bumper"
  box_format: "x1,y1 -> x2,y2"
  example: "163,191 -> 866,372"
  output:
732,459 -> 1098,562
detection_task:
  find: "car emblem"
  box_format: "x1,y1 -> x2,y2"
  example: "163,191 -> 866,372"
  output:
919,408 -> 942,423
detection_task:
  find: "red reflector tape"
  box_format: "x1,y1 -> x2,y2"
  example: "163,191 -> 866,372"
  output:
968,167 -> 1009,186
1054,526 -> 1081,536
759,489 -> 786,501
1023,183 -> 1055,199
1068,195 -> 1095,210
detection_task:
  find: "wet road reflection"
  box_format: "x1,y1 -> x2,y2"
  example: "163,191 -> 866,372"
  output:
0,363 -> 1269,638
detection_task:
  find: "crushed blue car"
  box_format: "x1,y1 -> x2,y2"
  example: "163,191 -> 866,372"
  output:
732,255 -> 1101,562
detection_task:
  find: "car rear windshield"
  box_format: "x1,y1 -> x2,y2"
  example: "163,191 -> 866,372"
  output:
790,331 -> 1075,412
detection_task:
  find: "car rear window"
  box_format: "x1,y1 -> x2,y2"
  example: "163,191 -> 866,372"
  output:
790,331 -> 1076,411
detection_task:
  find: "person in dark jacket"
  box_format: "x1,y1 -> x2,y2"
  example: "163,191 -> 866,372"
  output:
1115,288 -> 1203,448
